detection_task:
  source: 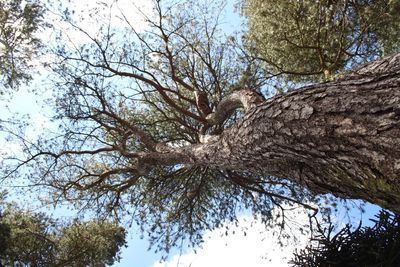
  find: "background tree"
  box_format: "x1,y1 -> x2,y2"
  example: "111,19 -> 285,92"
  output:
0,192 -> 126,266
291,210 -> 400,267
0,0 -> 47,91
241,0 -> 400,82
1,0 -> 400,255
56,220 -> 127,267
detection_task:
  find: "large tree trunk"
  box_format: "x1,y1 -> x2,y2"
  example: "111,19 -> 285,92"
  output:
185,54 -> 400,213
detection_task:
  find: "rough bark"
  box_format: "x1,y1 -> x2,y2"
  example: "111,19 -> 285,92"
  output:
181,54 -> 400,213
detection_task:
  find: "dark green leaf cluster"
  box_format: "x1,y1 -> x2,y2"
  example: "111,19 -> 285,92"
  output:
242,0 -> 400,82
0,193 -> 126,267
0,0 -> 47,91
291,210 -> 400,267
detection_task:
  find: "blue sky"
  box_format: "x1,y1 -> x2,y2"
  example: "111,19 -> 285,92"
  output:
0,0 -> 384,266
113,202 -> 381,267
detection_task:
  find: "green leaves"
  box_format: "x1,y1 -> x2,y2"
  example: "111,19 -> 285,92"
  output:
57,221 -> 126,266
242,0 -> 400,82
0,196 -> 126,266
292,210 -> 400,266
0,0 -> 47,91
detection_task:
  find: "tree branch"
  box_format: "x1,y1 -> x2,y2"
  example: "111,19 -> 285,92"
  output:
205,89 -> 264,126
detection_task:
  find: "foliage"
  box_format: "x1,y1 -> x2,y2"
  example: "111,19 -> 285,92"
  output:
291,210 -> 400,267
57,220 -> 127,266
0,0 -> 47,91
242,0 -> 400,82
0,193 -> 126,266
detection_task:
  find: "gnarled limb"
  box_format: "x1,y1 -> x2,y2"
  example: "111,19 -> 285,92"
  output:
198,89 -> 264,142
205,89 -> 264,125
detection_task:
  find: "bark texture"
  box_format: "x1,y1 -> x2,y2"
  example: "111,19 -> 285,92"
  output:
184,54 -> 400,213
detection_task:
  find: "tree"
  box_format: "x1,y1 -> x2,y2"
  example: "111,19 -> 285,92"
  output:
56,220 -> 127,267
0,192 -> 126,266
0,0 -> 47,91
2,0 -> 400,253
291,210 -> 400,267
241,0 -> 400,82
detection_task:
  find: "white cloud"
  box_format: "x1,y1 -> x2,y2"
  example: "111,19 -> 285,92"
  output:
152,208 -> 311,267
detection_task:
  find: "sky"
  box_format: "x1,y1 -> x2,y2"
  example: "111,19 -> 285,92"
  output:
0,0 -> 384,266
114,209 -> 310,267
151,210 -> 311,267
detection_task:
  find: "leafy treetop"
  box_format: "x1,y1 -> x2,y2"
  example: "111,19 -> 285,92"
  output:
0,0 -> 48,92
242,0 -> 400,82
0,191 -> 126,267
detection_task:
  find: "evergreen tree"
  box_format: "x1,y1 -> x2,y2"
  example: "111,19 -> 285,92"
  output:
0,0 -> 47,91
242,0 -> 400,81
0,193 -> 126,266
292,210 -> 400,267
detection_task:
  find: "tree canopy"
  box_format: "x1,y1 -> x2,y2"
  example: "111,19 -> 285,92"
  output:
1,0 -> 400,256
0,0 -> 48,91
242,0 -> 400,82
0,192 -> 126,266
